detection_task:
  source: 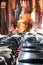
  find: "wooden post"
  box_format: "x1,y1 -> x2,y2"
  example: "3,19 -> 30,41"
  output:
1,2 -> 6,34
7,0 -> 12,30
35,0 -> 41,28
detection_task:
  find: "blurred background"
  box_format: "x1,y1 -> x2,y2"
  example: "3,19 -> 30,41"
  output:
0,0 -> 43,34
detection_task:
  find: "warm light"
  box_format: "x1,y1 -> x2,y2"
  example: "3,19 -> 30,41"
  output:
1,2 -> 6,8
31,0 -> 35,22
39,0 -> 43,12
31,11 -> 35,22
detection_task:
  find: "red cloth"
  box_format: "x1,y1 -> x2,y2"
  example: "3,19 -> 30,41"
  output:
30,28 -> 38,33
9,28 -> 16,33
11,28 -> 16,33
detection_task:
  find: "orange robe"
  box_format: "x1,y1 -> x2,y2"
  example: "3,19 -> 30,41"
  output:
16,13 -> 31,32
16,20 -> 25,33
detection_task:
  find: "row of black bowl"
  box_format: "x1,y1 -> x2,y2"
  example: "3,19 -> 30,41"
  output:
16,32 -> 43,65
0,32 -> 22,65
